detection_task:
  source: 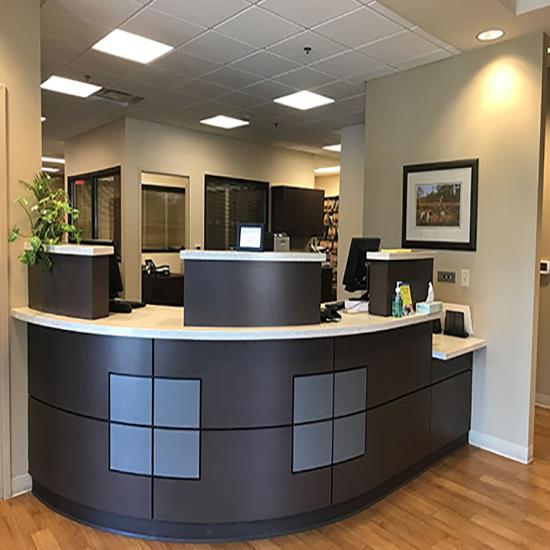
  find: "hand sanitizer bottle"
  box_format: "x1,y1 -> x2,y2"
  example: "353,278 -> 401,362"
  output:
392,281 -> 403,318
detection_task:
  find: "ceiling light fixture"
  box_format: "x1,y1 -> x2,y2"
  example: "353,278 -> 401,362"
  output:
41,116 -> 46,122
476,29 -> 505,42
42,167 -> 60,173
93,29 -> 174,64
323,144 -> 341,153
41,76 -> 102,98
42,156 -> 65,165
200,115 -> 250,129
274,91 -> 334,111
314,166 -> 341,175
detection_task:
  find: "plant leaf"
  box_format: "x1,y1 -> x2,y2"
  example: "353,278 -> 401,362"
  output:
8,226 -> 20,243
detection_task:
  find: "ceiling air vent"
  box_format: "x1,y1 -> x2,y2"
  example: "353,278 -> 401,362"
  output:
91,88 -> 144,108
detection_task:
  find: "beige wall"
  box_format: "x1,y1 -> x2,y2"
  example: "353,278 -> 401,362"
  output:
537,69 -> 550,407
363,34 -> 548,462
315,174 -> 340,197
338,124 -> 366,300
66,117 -> 323,300
0,0 -> 41,495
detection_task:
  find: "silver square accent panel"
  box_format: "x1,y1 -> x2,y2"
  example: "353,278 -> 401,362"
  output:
293,373 -> 333,424
293,420 -> 333,473
154,379 -> 201,428
154,429 -> 200,479
110,424 -> 152,475
334,368 -> 367,418
110,374 -> 152,426
333,412 -> 366,464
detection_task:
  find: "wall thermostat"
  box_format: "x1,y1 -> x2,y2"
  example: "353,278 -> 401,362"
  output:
541,260 -> 550,275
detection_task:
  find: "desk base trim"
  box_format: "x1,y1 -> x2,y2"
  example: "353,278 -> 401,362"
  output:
32,436 -> 468,543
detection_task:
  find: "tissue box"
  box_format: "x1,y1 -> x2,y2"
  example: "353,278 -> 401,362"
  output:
416,301 -> 443,314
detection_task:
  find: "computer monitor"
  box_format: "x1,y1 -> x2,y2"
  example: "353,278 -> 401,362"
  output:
342,237 -> 381,298
80,239 -> 123,299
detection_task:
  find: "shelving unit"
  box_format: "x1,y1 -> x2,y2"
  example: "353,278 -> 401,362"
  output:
321,196 -> 339,301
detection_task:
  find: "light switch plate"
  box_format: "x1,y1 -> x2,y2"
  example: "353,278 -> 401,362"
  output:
461,269 -> 470,288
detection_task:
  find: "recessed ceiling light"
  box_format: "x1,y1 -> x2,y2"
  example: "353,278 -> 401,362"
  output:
476,29 -> 505,42
42,156 -> 65,165
314,166 -> 341,175
323,144 -> 341,153
93,29 -> 174,64
42,167 -> 60,173
41,76 -> 102,98
41,116 -> 46,122
200,115 -> 250,129
274,91 -> 334,111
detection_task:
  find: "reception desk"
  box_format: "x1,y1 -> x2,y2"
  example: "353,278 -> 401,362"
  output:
10,302 -> 485,542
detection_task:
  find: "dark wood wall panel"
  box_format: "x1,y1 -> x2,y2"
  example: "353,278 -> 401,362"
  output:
154,427 -> 332,523
28,325 -> 152,419
29,398 -> 152,519
431,371 -> 473,453
184,260 -> 321,327
155,339 -> 334,429
332,387 -> 431,505
335,323 -> 432,409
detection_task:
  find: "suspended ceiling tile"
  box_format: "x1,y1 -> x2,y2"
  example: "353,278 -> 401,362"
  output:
313,6 -> 402,48
274,66 -> 337,89
215,6 -> 303,48
260,0 -> 360,29
174,78 -> 234,100
201,66 -> 260,90
267,31 -> 347,64
179,31 -> 255,64
345,65 -> 398,84
45,0 -> 144,29
70,50 -> 141,80
122,8 -> 206,47
365,1 -> 415,29
216,90 -> 266,110
311,51 -> 383,79
357,30 -> 440,65
230,51 -> 300,79
152,0 -> 250,28
310,80 -> 365,101
41,35 -> 83,64
127,65 -> 188,90
153,50 -> 221,78
242,79 -> 298,101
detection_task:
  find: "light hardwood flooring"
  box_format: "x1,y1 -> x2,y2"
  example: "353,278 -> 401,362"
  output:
2,408 -> 550,550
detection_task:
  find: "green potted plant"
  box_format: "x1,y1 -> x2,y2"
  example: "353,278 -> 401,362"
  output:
9,172 -> 112,319
9,172 -> 82,269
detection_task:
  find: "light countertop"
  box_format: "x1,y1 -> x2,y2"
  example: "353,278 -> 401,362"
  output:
24,243 -> 114,257
432,333 -> 487,361
12,305 -> 438,342
367,251 -> 436,261
180,250 -> 326,263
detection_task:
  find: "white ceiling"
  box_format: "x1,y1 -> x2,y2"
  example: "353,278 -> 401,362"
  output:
41,0 -> 465,157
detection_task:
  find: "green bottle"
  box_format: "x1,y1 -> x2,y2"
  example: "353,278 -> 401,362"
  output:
392,281 -> 403,318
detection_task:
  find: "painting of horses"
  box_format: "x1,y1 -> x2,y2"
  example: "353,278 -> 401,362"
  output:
415,183 -> 461,227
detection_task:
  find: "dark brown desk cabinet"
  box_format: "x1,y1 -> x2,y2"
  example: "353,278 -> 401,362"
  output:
142,273 -> 184,306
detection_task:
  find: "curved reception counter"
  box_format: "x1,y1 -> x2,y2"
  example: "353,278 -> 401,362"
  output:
10,301 -> 480,542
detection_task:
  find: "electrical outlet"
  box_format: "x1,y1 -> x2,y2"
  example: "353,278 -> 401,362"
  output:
461,269 -> 470,288
437,271 -> 456,284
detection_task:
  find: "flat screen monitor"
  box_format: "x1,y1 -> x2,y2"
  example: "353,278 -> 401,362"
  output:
236,223 -> 264,251
80,239 -> 123,299
343,237 -> 381,297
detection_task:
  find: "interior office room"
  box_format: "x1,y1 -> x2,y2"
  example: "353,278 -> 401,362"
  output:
1,0 -> 550,548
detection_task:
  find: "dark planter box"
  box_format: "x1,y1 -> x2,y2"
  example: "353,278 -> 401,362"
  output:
28,253 -> 109,320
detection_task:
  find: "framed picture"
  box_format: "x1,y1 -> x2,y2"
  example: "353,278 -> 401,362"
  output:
402,159 -> 479,251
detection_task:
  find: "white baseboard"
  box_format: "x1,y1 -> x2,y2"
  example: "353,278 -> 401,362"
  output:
536,393 -> 550,409
11,473 -> 31,498
469,431 -> 533,465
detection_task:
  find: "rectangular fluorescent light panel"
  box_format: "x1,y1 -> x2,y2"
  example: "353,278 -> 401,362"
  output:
42,156 -> 65,165
200,115 -> 250,129
41,76 -> 102,98
314,166 -> 341,175
274,91 -> 334,110
42,167 -> 60,173
323,144 -> 341,152
93,29 -> 174,64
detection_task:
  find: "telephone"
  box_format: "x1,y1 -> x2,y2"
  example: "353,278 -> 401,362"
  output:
143,259 -> 171,277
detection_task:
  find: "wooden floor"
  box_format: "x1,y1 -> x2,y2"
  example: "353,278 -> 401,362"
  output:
3,408 -> 550,550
